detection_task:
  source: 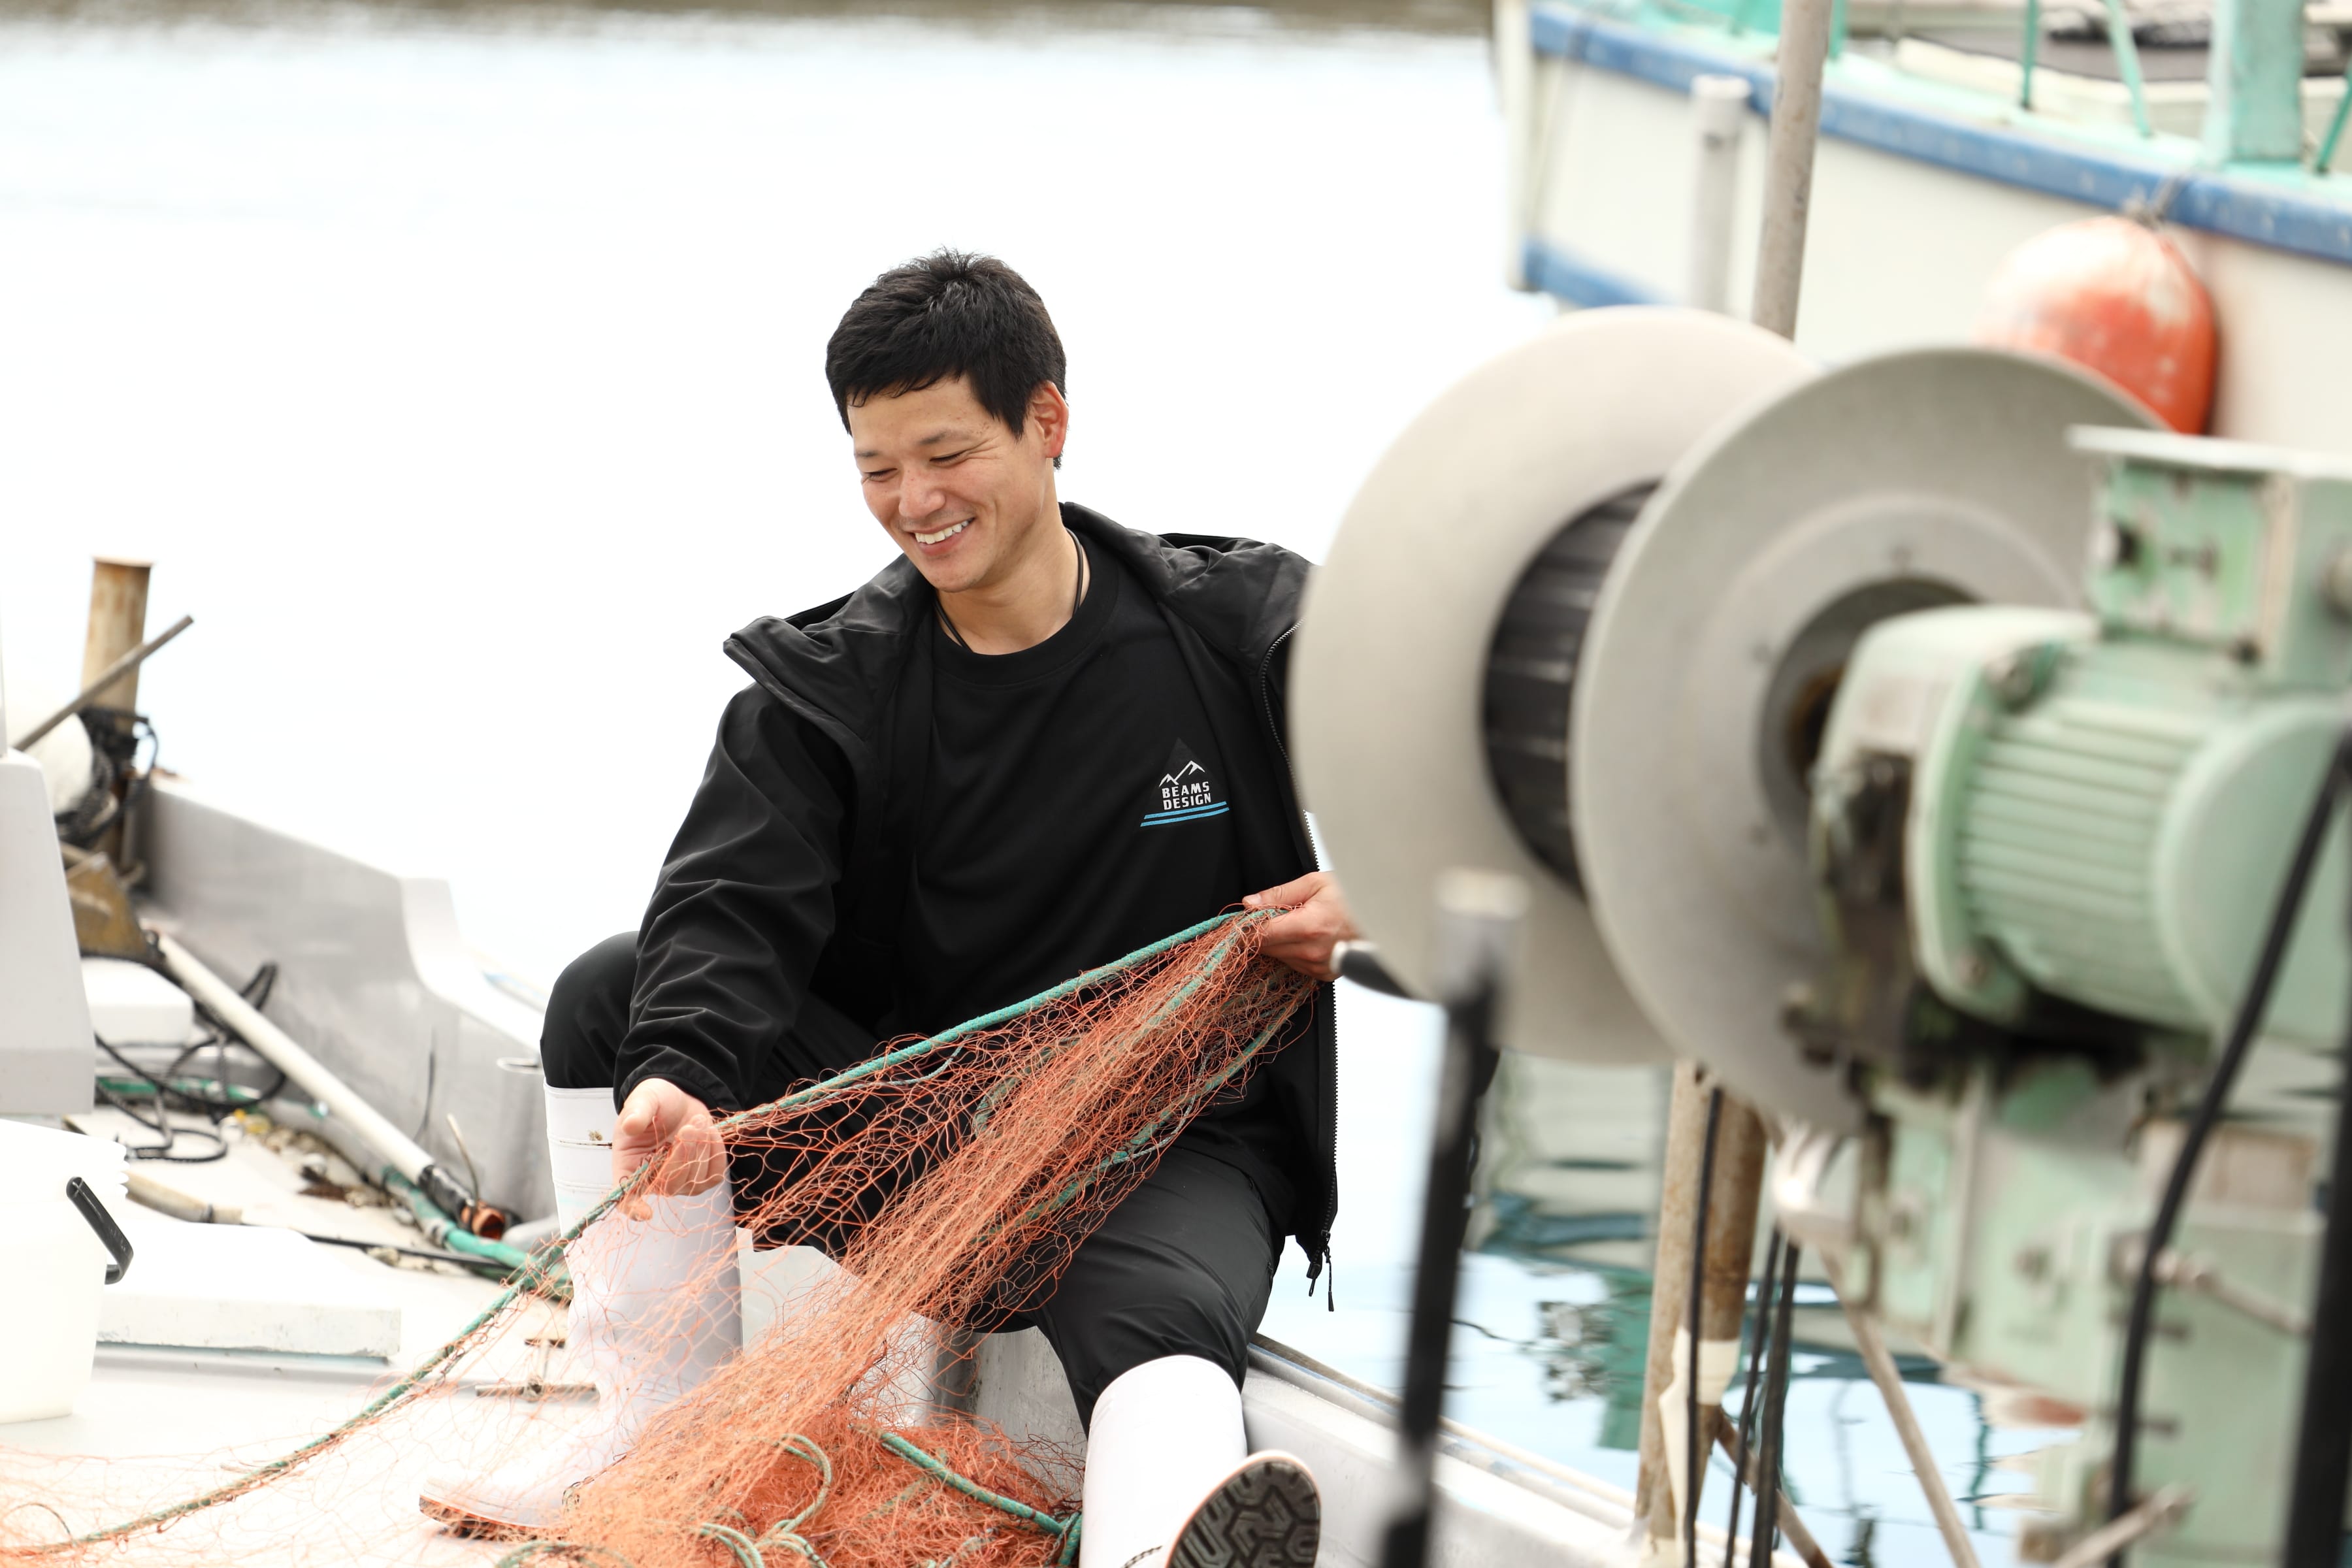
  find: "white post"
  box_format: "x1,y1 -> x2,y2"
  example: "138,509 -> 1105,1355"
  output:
1496,0 -> 1538,290
1685,76 -> 1753,314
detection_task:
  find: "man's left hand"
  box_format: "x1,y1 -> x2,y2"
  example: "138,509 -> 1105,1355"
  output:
1242,871 -> 1358,982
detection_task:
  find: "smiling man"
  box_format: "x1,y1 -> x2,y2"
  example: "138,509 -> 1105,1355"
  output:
421,251 -> 1354,1568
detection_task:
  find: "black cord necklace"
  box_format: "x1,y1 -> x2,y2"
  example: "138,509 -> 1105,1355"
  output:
935,527 -> 1085,653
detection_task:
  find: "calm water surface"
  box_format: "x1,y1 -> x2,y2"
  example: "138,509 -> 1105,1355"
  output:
0,5 -> 2048,1560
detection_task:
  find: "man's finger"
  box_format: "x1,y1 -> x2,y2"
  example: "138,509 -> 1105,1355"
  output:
1242,872 -> 1325,911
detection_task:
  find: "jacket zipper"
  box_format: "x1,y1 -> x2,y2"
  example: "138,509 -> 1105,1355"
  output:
1257,625 -> 1340,1302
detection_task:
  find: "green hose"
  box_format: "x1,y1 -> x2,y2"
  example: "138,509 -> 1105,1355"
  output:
381,1168 -> 547,1281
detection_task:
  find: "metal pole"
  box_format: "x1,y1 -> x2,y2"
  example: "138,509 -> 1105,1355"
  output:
2099,0 -> 2156,139
10,615 -> 193,751
1380,869 -> 1527,1568
1750,0 -> 1837,338
1686,76 -> 1753,314
1634,1070 -> 1770,1560
2019,0 -> 2043,108
1820,1251 -> 1983,1568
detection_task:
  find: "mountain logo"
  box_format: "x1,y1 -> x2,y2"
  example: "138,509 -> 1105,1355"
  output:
1140,740 -> 1228,828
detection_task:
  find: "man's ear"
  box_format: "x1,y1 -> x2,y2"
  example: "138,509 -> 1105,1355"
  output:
1029,382 -> 1071,462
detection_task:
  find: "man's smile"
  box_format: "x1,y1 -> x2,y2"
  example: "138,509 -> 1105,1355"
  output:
913,519 -> 971,547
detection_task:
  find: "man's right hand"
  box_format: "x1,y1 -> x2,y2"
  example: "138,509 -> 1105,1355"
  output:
611,1078 -> 728,1217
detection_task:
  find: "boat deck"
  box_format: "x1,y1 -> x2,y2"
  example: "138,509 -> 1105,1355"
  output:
3,1113 -> 1669,1568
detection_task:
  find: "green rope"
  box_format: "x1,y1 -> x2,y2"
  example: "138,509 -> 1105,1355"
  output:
706,907 -> 1266,1140
760,1433 -> 832,1537
696,1522 -> 768,1568
877,1433 -> 1079,1545
9,909 -> 1271,1559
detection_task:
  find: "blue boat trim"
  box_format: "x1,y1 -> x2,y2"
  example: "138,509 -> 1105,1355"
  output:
1139,803 -> 1232,826
1528,3 -> 2352,269
1521,237 -> 1671,307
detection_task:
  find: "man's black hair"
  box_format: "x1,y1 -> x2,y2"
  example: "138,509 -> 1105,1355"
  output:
826,250 -> 1067,465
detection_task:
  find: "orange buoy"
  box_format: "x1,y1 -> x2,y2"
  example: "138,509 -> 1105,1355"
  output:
1974,216 -> 2217,434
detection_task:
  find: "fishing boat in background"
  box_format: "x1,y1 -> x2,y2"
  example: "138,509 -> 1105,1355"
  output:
1494,0 -> 2352,451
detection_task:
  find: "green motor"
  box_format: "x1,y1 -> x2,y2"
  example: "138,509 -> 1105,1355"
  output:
1816,427 -> 2352,1049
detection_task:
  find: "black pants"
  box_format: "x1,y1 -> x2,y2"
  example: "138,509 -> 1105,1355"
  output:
543,933 -> 1282,1426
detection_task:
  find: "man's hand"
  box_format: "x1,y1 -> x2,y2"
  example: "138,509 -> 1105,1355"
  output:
1241,871 -> 1358,982
611,1079 -> 728,1217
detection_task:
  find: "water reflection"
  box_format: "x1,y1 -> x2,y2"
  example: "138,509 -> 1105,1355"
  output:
1460,1051 -> 2054,1565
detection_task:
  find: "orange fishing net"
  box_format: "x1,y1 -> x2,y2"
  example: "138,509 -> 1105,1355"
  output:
0,910 -> 1314,1568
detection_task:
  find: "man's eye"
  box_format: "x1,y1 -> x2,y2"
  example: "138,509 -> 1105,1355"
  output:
862,469 -> 892,482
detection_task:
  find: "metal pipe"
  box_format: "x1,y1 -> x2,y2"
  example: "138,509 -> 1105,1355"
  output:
10,615 -> 194,751
1636,1065 -> 1713,1545
1820,1251 -> 1982,1568
1635,1071 -> 1770,1556
2099,0 -> 2155,138
1686,76 -> 1752,314
2317,77 -> 2352,172
155,932 -> 510,1239
1750,0 -> 1837,337
1497,0 -> 1539,289
2020,0 -> 2042,108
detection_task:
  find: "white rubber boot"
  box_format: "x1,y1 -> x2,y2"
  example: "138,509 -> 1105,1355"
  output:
418,1084 -> 743,1535
1082,1354 -> 1304,1568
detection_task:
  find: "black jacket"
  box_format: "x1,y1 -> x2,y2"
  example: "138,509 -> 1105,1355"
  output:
618,502 -> 1337,1276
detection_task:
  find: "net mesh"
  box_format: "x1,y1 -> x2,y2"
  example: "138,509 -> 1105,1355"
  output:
0,910 -> 1315,1568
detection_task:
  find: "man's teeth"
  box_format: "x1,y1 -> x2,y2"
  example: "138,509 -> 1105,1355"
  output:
915,521 -> 970,546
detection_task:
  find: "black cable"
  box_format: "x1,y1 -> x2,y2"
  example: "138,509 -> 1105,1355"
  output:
1379,957 -> 1504,1568
2282,828 -> 2352,1568
238,960 -> 278,1011
93,1075 -> 228,1164
1750,1240 -> 1803,1568
1686,1086 -> 1725,1568
1724,1232 -> 1786,1568
97,1036 -> 248,1122
294,1230 -> 508,1279
2108,728 -> 2352,1560
170,960 -> 291,1107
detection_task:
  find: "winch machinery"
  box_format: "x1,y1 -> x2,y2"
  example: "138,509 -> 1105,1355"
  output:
1298,308 -> 2352,1568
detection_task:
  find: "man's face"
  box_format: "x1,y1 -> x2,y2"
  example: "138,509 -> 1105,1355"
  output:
849,375 -> 1066,595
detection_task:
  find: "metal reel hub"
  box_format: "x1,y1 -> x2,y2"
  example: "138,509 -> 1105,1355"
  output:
1292,306 -> 1816,1063
1572,348 -> 2158,1126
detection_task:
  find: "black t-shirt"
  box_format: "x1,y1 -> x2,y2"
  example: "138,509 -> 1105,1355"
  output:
882,532 -> 1296,1227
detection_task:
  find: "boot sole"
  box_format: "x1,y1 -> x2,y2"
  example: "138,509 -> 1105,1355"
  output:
1168,1452 -> 1321,1568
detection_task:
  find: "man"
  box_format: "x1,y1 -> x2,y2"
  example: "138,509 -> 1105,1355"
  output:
420,251 -> 1356,1568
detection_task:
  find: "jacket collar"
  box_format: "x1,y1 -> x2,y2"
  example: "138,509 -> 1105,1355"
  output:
724,502 -> 1304,736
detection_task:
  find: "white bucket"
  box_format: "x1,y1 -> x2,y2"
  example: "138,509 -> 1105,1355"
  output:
0,1119 -> 129,1424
